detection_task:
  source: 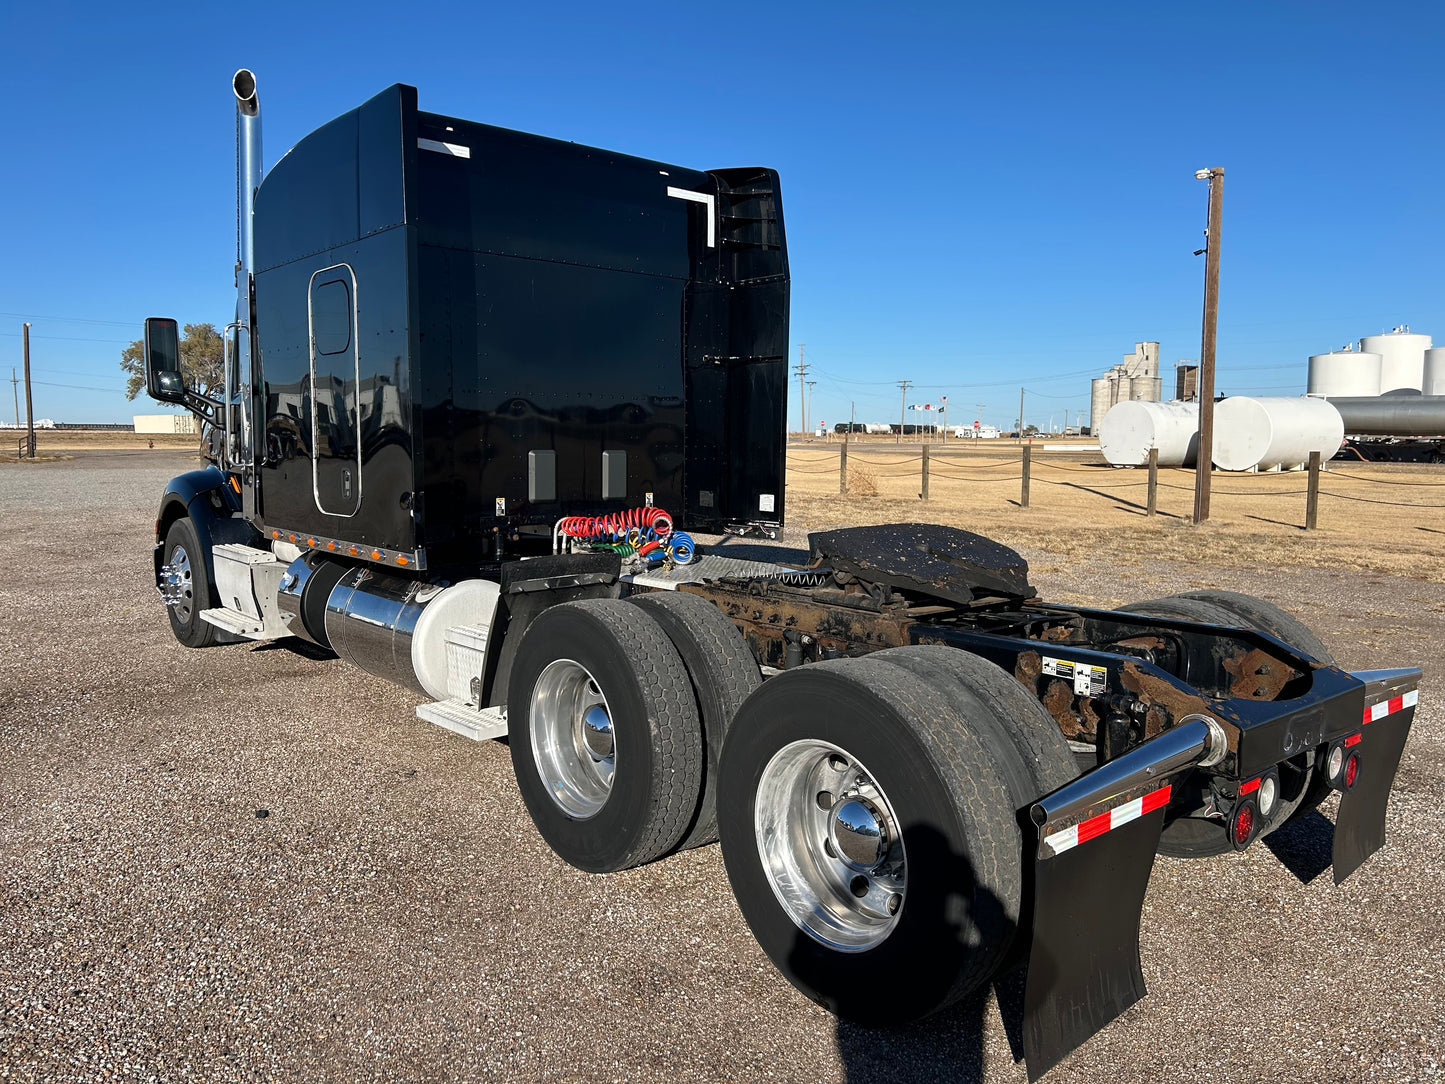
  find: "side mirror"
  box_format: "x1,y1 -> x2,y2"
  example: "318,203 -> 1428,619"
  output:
144,317 -> 184,402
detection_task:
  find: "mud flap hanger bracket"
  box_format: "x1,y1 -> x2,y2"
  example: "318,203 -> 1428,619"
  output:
1021,715 -> 1226,1082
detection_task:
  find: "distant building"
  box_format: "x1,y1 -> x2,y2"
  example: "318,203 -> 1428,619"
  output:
1089,341 -> 1164,426
134,414 -> 199,434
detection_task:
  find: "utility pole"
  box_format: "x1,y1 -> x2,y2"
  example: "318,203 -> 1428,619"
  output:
1017,387 -> 1025,442
10,367 -> 18,427
23,323 -> 34,457
897,380 -> 912,444
1194,167 -> 1224,525
806,380 -> 817,434
794,343 -> 809,436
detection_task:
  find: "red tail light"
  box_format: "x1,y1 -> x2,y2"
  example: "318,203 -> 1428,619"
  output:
1230,799 -> 1258,850
1344,753 -> 1360,790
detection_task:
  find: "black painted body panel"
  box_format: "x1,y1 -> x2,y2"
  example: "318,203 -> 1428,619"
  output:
251,85 -> 788,576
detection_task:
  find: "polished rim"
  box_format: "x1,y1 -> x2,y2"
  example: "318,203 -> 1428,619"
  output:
755,740 -> 906,952
165,544 -> 195,622
530,658 -> 615,819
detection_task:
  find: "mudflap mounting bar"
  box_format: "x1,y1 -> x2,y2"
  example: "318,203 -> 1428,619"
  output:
1021,717 -> 1225,1081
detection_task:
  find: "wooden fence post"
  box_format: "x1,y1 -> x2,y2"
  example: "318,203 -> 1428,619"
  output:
1147,447 -> 1158,516
921,444 -> 931,501
1305,450 -> 1320,530
839,442 -> 848,495
1021,444 -> 1032,508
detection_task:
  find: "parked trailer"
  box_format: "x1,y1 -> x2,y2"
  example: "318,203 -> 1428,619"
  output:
142,72 -> 1419,1081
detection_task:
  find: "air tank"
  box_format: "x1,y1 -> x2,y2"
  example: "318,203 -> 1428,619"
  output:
1090,377 -> 1112,428
1308,350 -> 1382,398
1099,400 -> 1201,467
1423,349 -> 1445,396
1360,328 -> 1431,393
1211,396 -> 1344,472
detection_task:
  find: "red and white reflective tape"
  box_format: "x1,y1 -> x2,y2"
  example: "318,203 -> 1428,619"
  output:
1042,785 -> 1172,857
1363,689 -> 1417,727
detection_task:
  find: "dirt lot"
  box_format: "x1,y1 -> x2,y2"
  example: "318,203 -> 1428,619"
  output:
1,452 -> 1441,1083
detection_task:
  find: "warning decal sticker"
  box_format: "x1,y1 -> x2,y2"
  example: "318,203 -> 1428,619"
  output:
1041,656 -> 1108,696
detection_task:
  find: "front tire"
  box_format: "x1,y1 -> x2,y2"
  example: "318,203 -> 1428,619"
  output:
162,518 -> 217,649
508,600 -> 702,873
717,657 -> 1020,1024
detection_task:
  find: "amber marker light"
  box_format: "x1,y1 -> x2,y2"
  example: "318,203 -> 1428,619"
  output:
326,541 -> 337,551
396,555 -> 410,566
348,545 -> 360,556
371,550 -> 383,560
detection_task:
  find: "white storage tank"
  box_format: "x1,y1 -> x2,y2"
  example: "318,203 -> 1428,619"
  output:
1423,348 -> 1445,396
1360,327 -> 1431,393
1099,400 -> 1201,467
1308,349 -> 1382,397
1212,396 -> 1344,472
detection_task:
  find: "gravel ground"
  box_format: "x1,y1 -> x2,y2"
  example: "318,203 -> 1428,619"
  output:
1,453 -> 1440,1083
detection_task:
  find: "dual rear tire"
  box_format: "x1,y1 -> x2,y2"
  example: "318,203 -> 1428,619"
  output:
506,593 -> 760,872
507,600 -> 1070,1023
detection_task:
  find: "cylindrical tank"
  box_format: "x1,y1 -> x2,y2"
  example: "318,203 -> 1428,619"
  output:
1327,395 -> 1445,436
1360,329 -> 1431,393
1212,396 -> 1344,472
1120,375 -> 1138,402
1099,400 -> 1201,467
1090,377 -> 1112,428
1308,351 -> 1382,398
1138,376 -> 1162,402
1423,349 -> 1445,396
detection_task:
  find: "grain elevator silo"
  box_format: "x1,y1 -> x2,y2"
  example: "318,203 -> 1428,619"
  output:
1308,347 -> 1383,398
1360,327 -> 1431,393
1090,377 -> 1112,428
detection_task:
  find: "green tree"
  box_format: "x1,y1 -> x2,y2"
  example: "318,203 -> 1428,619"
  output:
120,322 -> 225,401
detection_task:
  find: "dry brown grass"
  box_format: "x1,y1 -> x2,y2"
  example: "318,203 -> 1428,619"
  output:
786,443 -> 1445,582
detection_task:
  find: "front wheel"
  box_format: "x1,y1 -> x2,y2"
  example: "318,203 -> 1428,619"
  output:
717,657 -> 1021,1024
161,518 -> 217,648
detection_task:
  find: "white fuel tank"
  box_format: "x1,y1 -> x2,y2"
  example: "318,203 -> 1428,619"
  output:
1098,400 -> 1201,467
1423,348 -> 1445,396
1211,396 -> 1344,472
1360,329 -> 1431,393
1308,350 -> 1382,397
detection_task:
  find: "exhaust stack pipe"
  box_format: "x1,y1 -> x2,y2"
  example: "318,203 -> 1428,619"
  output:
233,69 -> 262,301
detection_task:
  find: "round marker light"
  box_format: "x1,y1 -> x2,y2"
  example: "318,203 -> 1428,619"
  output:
1344,753 -> 1360,791
1327,744 -> 1345,782
1230,799 -> 1258,850
1257,774 -> 1279,819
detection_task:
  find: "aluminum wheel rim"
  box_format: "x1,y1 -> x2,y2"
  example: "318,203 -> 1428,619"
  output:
529,658 -> 615,820
755,740 -> 906,951
169,545 -> 195,621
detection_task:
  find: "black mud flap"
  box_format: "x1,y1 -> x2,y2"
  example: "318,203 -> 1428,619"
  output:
1022,788 -> 1170,1082
1333,705 -> 1415,884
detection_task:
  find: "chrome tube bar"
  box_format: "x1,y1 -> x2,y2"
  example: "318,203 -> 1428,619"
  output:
1030,716 -> 1225,830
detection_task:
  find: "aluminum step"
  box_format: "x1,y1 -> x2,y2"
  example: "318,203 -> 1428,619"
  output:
416,699 -> 508,743
199,606 -> 266,638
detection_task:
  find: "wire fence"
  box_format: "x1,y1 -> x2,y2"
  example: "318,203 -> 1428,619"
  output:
785,447 -> 1445,520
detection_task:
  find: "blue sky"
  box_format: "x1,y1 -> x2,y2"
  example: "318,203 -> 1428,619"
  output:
1,2 -> 1441,428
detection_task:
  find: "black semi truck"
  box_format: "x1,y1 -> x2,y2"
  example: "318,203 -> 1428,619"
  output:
142,71 -> 1419,1080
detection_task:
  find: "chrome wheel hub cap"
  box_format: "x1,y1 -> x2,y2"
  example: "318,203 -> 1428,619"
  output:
755,741 -> 906,951
530,659 -> 615,819
160,546 -> 194,618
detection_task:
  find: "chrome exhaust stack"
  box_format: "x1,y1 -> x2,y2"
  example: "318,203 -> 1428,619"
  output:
227,69 -> 262,478
233,69 -> 261,323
